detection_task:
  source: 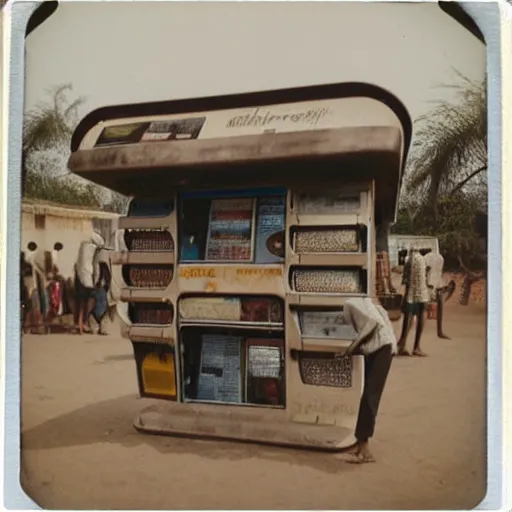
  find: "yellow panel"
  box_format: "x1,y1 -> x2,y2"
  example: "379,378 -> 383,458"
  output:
142,353 -> 177,397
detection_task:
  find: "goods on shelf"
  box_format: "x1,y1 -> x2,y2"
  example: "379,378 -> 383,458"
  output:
292,269 -> 362,294
179,296 -> 284,324
246,339 -> 284,406
126,265 -> 173,288
299,354 -> 353,388
293,228 -> 360,253
130,303 -> 174,325
299,310 -> 357,339
295,191 -> 360,214
376,251 -> 402,317
247,342 -> 282,379
240,298 -> 283,323
125,230 -> 174,252
180,297 -> 242,322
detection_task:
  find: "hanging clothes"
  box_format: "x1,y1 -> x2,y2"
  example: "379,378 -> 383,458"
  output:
47,280 -> 62,318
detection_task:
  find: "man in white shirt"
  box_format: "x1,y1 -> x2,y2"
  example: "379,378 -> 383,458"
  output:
73,232 -> 105,334
424,251 -> 455,339
342,297 -> 396,463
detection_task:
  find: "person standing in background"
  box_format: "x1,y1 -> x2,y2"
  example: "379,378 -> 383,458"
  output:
74,232 -> 105,335
397,248 -> 430,356
90,259 -> 112,335
20,252 -> 32,333
424,251 -> 456,339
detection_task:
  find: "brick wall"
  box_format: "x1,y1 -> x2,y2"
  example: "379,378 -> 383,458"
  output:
390,269 -> 486,305
444,272 -> 487,305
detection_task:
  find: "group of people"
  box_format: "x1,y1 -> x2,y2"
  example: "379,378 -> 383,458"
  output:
341,247 -> 455,464
20,231 -> 112,336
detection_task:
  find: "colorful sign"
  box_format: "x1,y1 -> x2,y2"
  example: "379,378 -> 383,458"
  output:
254,196 -> 286,264
197,335 -> 242,403
234,267 -> 283,277
89,96 -> 398,149
205,198 -> 255,261
179,267 -> 217,279
140,117 -> 206,142
95,122 -> 149,147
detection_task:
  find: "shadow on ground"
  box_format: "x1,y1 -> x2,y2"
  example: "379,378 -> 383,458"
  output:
21,394 -> 349,475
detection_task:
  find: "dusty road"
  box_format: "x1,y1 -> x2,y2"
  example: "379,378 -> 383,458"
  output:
20,304 -> 486,510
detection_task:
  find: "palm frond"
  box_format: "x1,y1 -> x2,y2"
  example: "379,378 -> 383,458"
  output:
405,74 -> 487,206
23,84 -> 85,153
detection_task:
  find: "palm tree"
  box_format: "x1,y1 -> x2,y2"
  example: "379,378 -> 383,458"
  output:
405,74 -> 487,215
23,84 -> 131,213
400,74 -> 487,303
22,84 -> 84,194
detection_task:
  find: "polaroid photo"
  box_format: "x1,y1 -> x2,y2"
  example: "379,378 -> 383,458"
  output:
1,1 -> 508,510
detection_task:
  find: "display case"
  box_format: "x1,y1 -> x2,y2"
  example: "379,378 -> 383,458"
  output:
180,326 -> 285,408
179,188 -> 286,264
285,183 -> 374,354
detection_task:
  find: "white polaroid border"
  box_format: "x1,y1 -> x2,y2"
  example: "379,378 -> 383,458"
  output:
1,1 -> 509,510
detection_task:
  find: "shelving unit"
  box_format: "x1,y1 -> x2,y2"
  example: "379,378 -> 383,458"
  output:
110,251 -> 174,266
112,198 -> 179,395
284,183 -> 375,355
174,189 -> 289,409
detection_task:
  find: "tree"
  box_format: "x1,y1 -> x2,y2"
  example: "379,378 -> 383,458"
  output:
22,84 -> 83,193
24,171 -> 103,208
23,84 -> 83,156
22,84 -> 130,213
405,74 -> 487,215
394,74 -> 487,304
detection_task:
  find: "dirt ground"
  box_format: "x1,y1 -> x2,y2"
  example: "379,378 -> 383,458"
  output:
20,303 -> 486,510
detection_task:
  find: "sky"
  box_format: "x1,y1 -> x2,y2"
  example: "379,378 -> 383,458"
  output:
24,1 -> 486,125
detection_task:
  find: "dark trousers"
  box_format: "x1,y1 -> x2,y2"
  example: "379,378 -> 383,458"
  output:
355,344 -> 393,442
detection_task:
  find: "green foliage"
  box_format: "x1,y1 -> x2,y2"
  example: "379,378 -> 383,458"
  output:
395,73 -> 487,273
393,192 -> 485,271
405,74 -> 487,208
22,84 -> 130,213
23,84 -> 84,155
103,192 -> 131,214
24,171 -> 103,208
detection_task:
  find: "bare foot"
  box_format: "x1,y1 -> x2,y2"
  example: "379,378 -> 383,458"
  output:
397,348 -> 410,356
412,349 -> 427,357
346,450 -> 376,464
346,444 -> 361,455
345,441 -> 375,463
438,333 -> 451,340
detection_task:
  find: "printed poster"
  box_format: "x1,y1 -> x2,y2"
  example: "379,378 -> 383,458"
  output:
197,335 -> 242,403
205,198 -> 255,261
254,196 -> 286,264
140,117 -> 206,142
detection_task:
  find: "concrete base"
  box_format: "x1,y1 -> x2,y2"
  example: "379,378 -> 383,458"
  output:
134,402 -> 356,452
